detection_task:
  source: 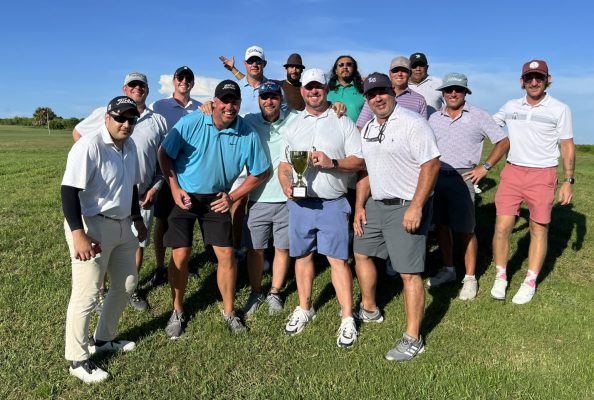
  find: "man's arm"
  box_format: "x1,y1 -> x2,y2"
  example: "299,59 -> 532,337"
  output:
278,161 -> 295,199
558,138 -> 575,205
210,169 -> 271,213
219,55 -> 245,80
131,185 -> 147,242
310,153 -> 365,172
61,185 -> 100,261
353,170 -> 371,237
463,137 -> 510,184
72,129 -> 82,142
404,157 -> 440,233
157,145 -> 190,209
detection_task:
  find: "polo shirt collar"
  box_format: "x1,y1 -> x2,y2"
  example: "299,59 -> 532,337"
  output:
438,101 -> 470,117
521,93 -> 551,107
303,107 -> 331,120
205,114 -> 241,135
369,104 -> 400,127
258,108 -> 288,127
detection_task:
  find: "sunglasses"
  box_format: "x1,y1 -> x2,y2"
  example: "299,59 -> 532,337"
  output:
338,62 -> 353,68
260,93 -> 280,100
390,67 -> 409,74
175,75 -> 193,82
246,58 -> 264,65
365,88 -> 391,100
110,113 -> 138,125
442,86 -> 467,94
523,73 -> 546,83
363,122 -> 386,143
127,81 -> 146,89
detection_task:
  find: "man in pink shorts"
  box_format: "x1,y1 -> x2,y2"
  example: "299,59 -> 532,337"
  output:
491,59 -> 575,304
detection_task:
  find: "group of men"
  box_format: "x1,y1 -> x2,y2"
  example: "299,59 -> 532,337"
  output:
61,45 -> 575,384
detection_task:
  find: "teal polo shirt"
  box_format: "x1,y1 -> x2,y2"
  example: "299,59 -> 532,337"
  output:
244,110 -> 298,202
161,111 -> 270,194
327,82 -> 365,123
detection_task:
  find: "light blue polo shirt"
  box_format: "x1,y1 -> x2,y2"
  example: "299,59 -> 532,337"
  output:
244,110 -> 298,202
161,111 -> 270,194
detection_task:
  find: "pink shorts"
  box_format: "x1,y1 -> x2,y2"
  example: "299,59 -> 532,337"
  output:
495,163 -> 557,224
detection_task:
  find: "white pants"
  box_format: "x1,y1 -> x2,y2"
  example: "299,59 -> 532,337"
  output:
63,216 -> 138,361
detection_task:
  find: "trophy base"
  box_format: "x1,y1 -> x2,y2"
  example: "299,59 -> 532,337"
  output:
292,186 -> 307,198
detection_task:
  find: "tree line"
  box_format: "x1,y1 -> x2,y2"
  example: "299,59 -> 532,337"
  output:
0,107 -> 81,130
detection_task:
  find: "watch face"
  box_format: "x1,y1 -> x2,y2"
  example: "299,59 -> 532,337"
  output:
565,178 -> 575,184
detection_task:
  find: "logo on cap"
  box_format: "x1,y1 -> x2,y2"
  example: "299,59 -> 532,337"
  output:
529,61 -> 540,69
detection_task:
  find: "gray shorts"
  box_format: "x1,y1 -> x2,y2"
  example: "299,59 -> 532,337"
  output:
242,202 -> 289,250
353,198 -> 432,274
131,206 -> 154,247
433,169 -> 475,233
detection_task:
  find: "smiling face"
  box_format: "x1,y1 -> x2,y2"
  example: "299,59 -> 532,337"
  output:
442,86 -> 467,111
366,87 -> 396,123
104,110 -> 137,147
521,72 -> 550,103
389,67 -> 410,91
123,81 -> 148,106
173,74 -> 194,97
258,93 -> 282,122
212,95 -> 241,129
301,82 -> 328,114
286,65 -> 303,82
244,57 -> 266,80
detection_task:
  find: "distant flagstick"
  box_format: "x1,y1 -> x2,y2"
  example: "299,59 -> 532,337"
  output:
45,108 -> 51,135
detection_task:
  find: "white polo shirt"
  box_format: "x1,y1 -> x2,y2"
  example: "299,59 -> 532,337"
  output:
493,94 -> 573,168
361,105 -> 440,201
149,96 -> 201,131
62,125 -> 140,220
280,108 -> 363,199
408,75 -> 443,116
75,107 -> 168,194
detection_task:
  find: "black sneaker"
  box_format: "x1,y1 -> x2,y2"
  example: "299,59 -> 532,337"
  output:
152,267 -> 168,287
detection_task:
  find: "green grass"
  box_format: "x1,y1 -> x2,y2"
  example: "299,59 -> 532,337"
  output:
1,125 -> 593,399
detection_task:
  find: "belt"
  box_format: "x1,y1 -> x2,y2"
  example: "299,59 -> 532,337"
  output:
378,198 -> 410,206
97,213 -> 126,221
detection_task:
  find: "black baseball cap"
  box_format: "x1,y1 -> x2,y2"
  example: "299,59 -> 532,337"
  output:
409,52 -> 428,67
174,66 -> 194,80
106,96 -> 140,116
363,73 -> 394,95
214,80 -> 241,99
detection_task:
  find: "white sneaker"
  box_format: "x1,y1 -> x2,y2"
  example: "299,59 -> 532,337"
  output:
93,339 -> 136,353
490,277 -> 508,300
284,306 -> 316,336
512,283 -> 536,304
427,267 -> 456,287
69,359 -> 109,384
459,277 -> 478,300
336,317 -> 358,348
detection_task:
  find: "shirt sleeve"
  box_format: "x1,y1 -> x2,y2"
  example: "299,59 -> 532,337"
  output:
342,117 -> 363,158
61,139 -> 97,189
478,108 -> 508,144
245,131 -> 271,176
160,119 -> 185,159
74,107 -> 105,137
556,103 -> 573,139
410,118 -> 441,166
492,104 -> 507,128
356,102 -> 373,129
419,98 -> 428,120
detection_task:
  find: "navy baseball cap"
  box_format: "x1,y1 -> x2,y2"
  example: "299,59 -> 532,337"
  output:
107,96 -> 140,116
258,81 -> 282,96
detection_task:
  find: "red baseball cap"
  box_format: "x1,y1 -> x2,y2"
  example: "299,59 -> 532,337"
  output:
522,60 -> 549,77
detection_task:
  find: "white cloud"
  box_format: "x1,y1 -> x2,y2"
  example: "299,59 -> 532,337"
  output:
158,75 -> 221,104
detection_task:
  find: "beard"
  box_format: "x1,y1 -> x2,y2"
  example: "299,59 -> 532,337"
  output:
286,73 -> 301,86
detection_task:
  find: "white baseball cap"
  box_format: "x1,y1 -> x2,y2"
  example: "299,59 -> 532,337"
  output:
245,45 -> 265,61
301,68 -> 327,86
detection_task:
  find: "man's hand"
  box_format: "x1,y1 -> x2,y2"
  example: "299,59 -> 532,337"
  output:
311,150 -> 333,169
331,101 -> 347,118
199,101 -> 213,115
211,192 -> 234,213
462,165 -> 488,185
219,55 -> 235,71
402,205 -> 422,233
72,229 -> 101,261
353,207 -> 367,237
558,182 -> 573,205
140,188 -> 158,209
171,186 -> 191,210
134,220 -> 148,242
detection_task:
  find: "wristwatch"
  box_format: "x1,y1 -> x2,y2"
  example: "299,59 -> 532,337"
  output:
332,159 -> 339,169
482,162 -> 492,171
564,177 -> 575,184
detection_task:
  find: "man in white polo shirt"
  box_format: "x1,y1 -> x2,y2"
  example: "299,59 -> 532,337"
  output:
353,73 -> 440,361
490,59 -> 575,304
278,68 -> 365,348
62,96 -> 147,384
408,52 -> 443,116
73,72 -> 168,311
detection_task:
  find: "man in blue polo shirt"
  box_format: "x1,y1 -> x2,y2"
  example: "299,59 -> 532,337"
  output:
158,80 -> 270,338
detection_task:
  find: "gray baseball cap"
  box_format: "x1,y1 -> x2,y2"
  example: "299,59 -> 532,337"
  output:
390,56 -> 410,72
436,72 -> 472,94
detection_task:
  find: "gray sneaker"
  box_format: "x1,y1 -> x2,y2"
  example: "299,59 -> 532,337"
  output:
427,267 -> 456,287
266,293 -> 284,315
353,303 -> 384,323
385,333 -> 425,362
243,292 -> 265,316
223,313 -> 247,334
165,310 -> 185,340
129,291 -> 148,311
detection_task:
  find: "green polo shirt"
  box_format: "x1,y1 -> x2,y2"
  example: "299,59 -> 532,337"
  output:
327,82 -> 365,123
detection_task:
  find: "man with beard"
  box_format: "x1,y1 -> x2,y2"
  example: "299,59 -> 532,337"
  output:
72,72 -> 168,311
62,96 -> 146,383
278,68 -> 365,348
158,80 -> 270,338
327,55 -> 365,122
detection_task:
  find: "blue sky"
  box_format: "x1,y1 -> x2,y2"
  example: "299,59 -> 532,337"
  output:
2,0 -> 593,143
